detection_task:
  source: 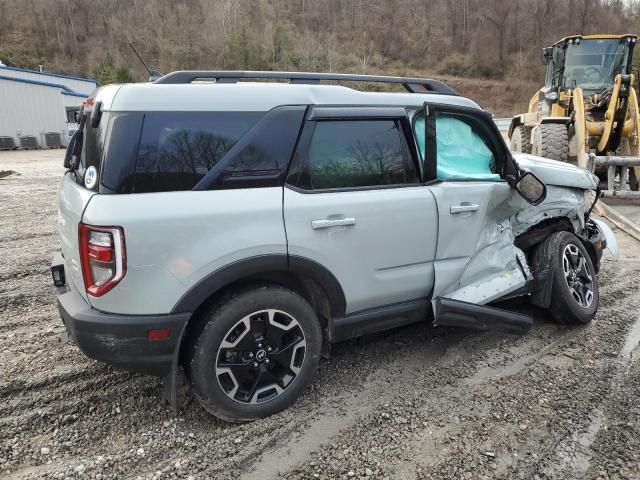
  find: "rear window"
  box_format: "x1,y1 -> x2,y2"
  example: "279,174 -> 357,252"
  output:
133,112 -> 262,193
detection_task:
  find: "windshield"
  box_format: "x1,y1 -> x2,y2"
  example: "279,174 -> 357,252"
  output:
562,39 -> 630,91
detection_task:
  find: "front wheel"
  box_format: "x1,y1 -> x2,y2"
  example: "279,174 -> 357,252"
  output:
535,231 -> 599,324
189,285 -> 322,422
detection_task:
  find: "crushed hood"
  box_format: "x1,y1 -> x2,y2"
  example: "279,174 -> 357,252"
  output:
513,154 -> 598,190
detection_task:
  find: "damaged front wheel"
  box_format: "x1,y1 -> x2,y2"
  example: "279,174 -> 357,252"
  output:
538,231 -> 599,324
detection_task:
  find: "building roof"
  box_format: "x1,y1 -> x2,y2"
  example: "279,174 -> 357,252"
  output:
0,74 -> 88,99
0,65 -> 98,85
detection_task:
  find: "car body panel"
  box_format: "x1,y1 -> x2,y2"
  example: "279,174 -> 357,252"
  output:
430,181 -> 531,304
514,153 -> 599,189
82,187 -> 287,315
283,185 -> 438,314
57,173 -> 95,302
108,82 -> 480,113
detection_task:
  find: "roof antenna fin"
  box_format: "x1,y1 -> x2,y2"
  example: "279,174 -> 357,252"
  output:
128,42 -> 162,82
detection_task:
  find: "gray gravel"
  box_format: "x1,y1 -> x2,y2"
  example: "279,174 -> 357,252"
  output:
2,150 -> 640,480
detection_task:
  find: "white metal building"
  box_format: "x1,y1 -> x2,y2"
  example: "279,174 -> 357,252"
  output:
0,65 -> 98,149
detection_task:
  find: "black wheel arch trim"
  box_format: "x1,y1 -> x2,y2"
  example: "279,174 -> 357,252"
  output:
170,254 -> 347,317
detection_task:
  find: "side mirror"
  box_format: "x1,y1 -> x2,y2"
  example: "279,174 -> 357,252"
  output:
515,171 -> 547,205
541,47 -> 553,65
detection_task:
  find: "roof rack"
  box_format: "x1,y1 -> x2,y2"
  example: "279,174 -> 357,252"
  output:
152,70 -> 458,96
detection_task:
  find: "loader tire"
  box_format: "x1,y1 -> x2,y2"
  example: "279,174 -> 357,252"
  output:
509,126 -> 533,154
630,168 -> 639,191
533,123 -> 569,162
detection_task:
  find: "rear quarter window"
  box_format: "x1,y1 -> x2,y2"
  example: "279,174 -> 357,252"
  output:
133,112 -> 262,193
73,111 -> 110,187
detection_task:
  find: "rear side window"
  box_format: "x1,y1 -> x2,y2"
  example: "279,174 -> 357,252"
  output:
133,112 -> 262,193
73,111 -> 110,186
303,120 -> 418,190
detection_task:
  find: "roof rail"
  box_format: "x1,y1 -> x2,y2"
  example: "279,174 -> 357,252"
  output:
152,70 -> 459,96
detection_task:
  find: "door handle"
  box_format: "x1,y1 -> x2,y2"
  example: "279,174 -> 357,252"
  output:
450,203 -> 480,214
311,217 -> 356,230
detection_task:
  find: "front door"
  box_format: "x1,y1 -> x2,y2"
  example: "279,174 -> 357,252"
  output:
413,104 -> 518,298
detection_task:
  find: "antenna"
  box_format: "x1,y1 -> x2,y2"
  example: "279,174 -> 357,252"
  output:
128,42 -> 162,81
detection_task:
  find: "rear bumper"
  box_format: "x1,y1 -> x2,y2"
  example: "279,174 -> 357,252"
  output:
53,254 -> 190,376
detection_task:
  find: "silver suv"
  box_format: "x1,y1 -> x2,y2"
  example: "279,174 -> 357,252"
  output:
52,71 -> 618,422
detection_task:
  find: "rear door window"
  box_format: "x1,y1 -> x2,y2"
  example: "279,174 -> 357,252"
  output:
133,112 -> 262,193
298,120 -> 418,190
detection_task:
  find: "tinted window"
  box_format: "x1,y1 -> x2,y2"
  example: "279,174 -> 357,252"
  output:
72,111 -> 110,187
205,106 -> 306,190
100,112 -> 144,193
134,112 -> 262,193
306,120 -> 417,189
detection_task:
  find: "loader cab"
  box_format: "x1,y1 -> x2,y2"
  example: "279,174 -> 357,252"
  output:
542,35 -> 636,94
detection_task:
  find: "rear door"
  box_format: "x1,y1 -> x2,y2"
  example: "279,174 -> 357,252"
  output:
284,107 -> 438,315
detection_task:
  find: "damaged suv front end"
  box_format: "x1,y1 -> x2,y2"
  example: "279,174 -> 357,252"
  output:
513,154 -> 618,313
433,151 -> 618,330
513,153 -> 618,266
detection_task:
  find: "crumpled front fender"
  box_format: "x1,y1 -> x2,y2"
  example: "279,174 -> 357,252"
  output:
591,218 -> 619,261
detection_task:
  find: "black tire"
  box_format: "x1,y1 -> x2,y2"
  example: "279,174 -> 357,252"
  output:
189,285 -> 322,422
533,231 -> 599,324
630,167 -> 639,191
533,123 -> 569,162
509,125 -> 533,154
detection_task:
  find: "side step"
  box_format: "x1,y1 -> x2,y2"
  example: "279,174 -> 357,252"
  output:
433,297 -> 533,335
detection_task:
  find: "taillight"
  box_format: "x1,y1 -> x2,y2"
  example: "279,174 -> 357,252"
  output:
79,224 -> 126,297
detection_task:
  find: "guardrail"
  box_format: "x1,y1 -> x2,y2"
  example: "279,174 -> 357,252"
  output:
493,117 -> 510,134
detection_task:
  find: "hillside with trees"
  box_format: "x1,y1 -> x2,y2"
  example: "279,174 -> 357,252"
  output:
0,0 -> 638,114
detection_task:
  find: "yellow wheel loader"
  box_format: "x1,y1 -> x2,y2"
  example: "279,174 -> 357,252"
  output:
508,34 -> 640,199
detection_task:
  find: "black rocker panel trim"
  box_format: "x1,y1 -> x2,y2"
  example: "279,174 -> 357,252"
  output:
331,299 -> 427,343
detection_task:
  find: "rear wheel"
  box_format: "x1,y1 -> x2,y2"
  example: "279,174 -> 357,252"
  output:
509,125 -> 533,154
189,285 -> 322,422
535,231 -> 599,324
533,123 -> 569,162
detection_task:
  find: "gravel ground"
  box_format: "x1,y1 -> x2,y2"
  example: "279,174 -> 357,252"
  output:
1,150 -> 640,480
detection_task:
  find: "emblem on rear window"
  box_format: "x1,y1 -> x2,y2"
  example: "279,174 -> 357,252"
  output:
84,166 -> 97,189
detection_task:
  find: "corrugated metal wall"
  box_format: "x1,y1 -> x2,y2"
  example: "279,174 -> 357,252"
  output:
0,79 -> 69,148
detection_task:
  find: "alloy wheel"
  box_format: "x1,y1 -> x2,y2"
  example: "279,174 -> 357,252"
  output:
215,309 -> 306,404
562,244 -> 594,308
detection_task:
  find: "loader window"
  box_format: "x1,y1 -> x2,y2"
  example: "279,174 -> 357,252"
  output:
413,113 -> 500,181
562,39 -> 630,91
